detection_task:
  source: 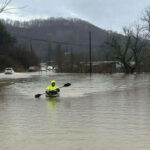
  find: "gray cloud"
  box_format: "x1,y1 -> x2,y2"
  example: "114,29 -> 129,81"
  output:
0,0 -> 150,32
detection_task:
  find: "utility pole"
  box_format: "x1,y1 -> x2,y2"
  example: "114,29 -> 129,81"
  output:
70,48 -> 74,72
47,43 -> 53,66
29,39 -> 33,53
89,31 -> 92,74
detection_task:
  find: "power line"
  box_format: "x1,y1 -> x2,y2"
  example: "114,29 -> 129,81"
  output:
17,35 -> 101,48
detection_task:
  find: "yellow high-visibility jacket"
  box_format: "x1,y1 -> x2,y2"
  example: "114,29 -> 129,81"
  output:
46,80 -> 59,92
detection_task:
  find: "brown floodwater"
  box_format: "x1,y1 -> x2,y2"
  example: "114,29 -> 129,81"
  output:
0,73 -> 150,150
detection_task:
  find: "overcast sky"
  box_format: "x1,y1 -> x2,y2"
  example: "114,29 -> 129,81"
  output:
0,0 -> 150,32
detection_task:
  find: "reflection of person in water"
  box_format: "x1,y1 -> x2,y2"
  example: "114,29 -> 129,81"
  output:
47,99 -> 58,125
47,100 -> 56,111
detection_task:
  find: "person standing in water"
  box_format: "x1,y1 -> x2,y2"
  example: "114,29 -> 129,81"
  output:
46,80 -> 60,96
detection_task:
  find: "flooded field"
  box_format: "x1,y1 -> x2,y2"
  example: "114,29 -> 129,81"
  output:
0,73 -> 150,150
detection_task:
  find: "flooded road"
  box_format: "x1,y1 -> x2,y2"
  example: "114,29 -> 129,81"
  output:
0,73 -> 150,150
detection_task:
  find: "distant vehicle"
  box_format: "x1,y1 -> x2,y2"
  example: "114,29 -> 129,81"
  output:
4,68 -> 14,74
40,67 -> 47,71
28,66 -> 36,72
47,66 -> 53,70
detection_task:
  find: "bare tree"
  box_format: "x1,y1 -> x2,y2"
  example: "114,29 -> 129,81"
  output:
130,25 -> 149,72
106,25 -> 149,73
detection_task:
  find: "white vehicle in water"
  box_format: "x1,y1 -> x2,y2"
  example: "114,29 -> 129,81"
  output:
47,66 -> 53,70
40,67 -> 47,71
4,68 -> 14,74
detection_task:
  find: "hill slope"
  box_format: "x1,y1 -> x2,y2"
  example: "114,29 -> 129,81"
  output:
4,18 -> 115,60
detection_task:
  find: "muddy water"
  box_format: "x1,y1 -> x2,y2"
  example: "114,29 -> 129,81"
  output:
0,73 -> 150,150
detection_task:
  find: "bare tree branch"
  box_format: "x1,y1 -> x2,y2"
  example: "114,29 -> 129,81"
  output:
0,0 -> 12,14
0,0 -> 26,14
142,7 -> 150,33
